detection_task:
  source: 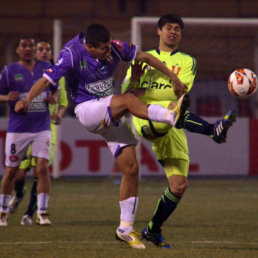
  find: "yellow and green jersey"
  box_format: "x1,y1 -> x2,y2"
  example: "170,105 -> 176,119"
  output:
122,49 -> 196,103
122,49 -> 197,162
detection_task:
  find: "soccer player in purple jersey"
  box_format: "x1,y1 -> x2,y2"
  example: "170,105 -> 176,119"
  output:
0,36 -> 56,226
15,24 -> 190,249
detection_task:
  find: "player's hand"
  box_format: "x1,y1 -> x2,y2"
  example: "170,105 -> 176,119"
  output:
47,92 -> 58,105
131,61 -> 146,82
172,78 -> 187,98
51,113 -> 62,125
15,100 -> 29,113
126,88 -> 146,97
7,91 -> 19,101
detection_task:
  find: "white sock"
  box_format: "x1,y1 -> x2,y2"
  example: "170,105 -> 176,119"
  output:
0,195 -> 11,213
37,193 -> 49,215
147,104 -> 174,126
119,196 -> 138,233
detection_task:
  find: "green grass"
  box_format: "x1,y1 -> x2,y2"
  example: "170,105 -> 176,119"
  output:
0,178 -> 258,258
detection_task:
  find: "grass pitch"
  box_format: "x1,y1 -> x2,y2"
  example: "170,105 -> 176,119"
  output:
0,177 -> 257,258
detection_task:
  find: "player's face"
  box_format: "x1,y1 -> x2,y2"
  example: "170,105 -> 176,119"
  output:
36,42 -> 52,62
88,41 -> 112,60
158,23 -> 182,49
16,39 -> 36,61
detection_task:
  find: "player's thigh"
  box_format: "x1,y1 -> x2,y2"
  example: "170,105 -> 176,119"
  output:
164,158 -> 189,178
109,93 -> 132,120
31,130 -> 51,161
74,96 -> 115,131
5,133 -> 32,167
101,122 -> 137,158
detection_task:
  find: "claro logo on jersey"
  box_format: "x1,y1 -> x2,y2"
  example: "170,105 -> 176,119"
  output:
141,81 -> 172,89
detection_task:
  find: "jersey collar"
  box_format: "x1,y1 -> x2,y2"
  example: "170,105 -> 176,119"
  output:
155,48 -> 180,56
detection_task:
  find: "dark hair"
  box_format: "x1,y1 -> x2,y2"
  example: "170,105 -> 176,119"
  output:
36,39 -> 52,46
158,14 -> 184,30
16,36 -> 35,48
86,24 -> 111,47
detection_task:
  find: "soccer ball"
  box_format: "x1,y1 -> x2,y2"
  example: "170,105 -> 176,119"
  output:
228,68 -> 258,99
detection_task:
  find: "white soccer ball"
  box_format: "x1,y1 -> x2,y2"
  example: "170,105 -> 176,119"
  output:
228,68 -> 258,99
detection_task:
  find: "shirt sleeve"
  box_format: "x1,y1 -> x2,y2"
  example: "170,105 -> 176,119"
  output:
43,48 -> 73,86
111,40 -> 137,63
180,56 -> 197,92
0,66 -> 9,95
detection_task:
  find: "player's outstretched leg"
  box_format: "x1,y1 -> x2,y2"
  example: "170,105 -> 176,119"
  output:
211,110 -> 237,143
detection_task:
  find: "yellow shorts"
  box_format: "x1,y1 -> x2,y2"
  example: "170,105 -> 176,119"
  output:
163,158 -> 189,178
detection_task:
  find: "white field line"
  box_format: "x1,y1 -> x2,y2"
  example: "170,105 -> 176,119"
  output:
192,241 -> 258,245
0,240 -> 257,245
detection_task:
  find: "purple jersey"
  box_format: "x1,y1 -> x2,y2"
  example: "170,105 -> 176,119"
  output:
43,33 -> 137,105
0,61 -> 53,133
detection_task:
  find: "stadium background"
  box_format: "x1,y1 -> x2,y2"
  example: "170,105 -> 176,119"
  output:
0,0 -> 258,177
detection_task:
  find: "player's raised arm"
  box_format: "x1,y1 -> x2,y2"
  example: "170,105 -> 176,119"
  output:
135,50 -> 187,97
15,77 -> 51,113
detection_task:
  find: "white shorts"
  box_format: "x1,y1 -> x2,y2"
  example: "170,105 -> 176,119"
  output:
75,95 -> 137,157
5,130 -> 51,167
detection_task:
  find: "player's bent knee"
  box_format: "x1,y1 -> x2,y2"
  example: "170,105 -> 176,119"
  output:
123,162 -> 139,177
170,179 -> 188,197
36,161 -> 49,176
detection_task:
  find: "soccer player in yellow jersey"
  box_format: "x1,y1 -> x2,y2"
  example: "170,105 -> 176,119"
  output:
122,14 -> 236,248
9,40 -> 68,225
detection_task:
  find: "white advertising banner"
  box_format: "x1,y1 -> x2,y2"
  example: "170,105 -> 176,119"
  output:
0,117 -> 249,176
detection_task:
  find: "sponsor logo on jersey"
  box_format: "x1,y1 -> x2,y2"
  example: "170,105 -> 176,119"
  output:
141,81 -> 172,89
85,77 -> 114,97
113,40 -> 124,50
19,91 -> 48,112
14,73 -> 23,81
47,69 -> 53,73
80,60 -> 87,70
9,155 -> 19,162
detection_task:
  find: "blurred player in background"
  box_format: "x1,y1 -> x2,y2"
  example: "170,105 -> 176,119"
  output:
15,23 -> 190,249
0,36 -> 56,226
8,40 -> 68,225
122,14 -> 236,248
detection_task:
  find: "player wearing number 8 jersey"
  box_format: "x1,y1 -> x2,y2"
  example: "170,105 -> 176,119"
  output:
0,36 -> 57,226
